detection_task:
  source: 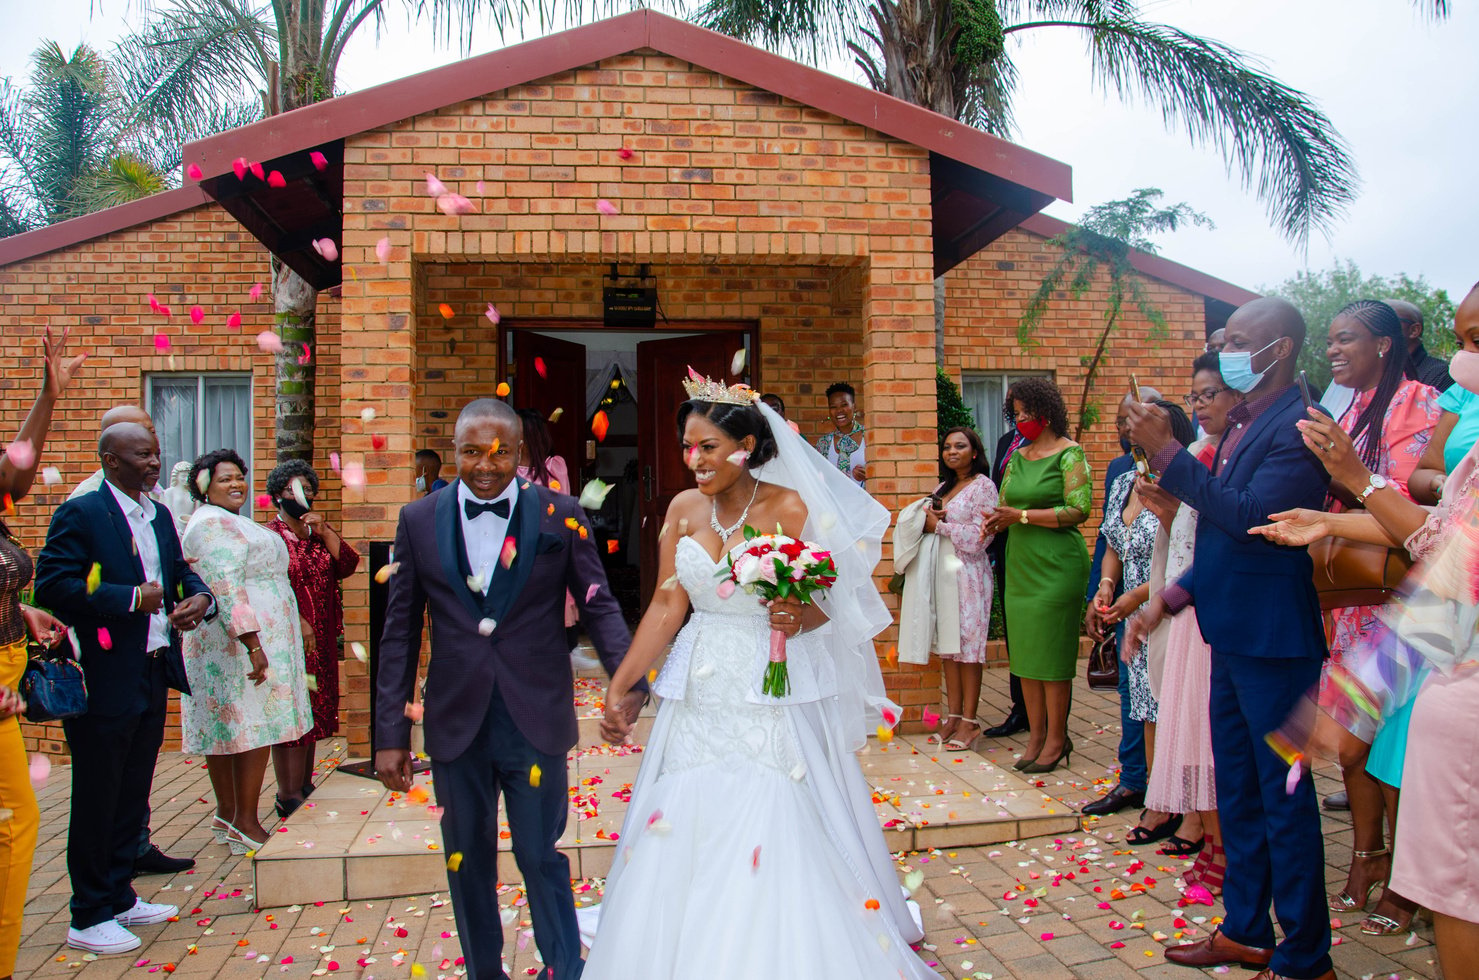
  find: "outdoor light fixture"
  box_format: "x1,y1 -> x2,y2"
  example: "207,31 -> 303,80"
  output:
602,262 -> 658,327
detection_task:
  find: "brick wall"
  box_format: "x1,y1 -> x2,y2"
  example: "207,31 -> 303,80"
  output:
0,203 -> 344,760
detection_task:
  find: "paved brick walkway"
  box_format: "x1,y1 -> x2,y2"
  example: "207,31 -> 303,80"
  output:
18,669 -> 1440,979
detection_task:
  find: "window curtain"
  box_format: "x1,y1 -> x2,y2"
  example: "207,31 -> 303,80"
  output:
585,352 -> 639,418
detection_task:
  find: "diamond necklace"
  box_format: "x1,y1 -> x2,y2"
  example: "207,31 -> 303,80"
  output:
710,477 -> 761,542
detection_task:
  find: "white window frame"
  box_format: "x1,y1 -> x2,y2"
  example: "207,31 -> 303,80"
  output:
960,370 -> 1055,455
144,371 -> 255,507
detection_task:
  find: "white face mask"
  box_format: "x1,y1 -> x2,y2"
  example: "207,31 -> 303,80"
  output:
415,476 -> 427,492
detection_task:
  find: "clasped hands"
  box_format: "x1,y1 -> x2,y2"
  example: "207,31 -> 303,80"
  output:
136,583 -> 212,632
599,690 -> 648,745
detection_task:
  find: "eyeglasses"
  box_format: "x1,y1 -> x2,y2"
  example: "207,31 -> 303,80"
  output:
1184,387 -> 1230,407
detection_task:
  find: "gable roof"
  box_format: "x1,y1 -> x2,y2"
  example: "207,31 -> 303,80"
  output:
0,186 -> 211,268
178,8 -> 1072,287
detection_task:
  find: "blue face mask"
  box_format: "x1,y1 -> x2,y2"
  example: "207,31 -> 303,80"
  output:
1218,339 -> 1282,394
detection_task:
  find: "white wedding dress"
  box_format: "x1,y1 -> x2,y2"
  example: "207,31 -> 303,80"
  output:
580,535 -> 936,979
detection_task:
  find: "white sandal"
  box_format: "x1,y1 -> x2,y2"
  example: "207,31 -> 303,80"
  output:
928,713 -> 962,745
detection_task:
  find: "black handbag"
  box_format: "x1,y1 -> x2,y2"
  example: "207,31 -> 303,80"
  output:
1086,633 -> 1119,691
19,646 -> 88,722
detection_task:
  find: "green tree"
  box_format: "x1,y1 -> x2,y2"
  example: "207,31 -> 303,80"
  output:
1019,187 -> 1211,438
115,0 -> 594,463
0,42 -> 170,237
936,366 -> 977,439
1263,260 -> 1457,391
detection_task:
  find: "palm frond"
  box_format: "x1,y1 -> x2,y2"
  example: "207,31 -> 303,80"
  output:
113,0 -> 275,132
1415,0 -> 1450,17
66,153 -> 169,215
691,0 -> 867,61
0,191 -> 36,238
1070,15 -> 1356,246
25,43 -> 122,221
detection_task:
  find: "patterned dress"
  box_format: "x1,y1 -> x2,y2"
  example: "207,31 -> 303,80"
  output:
933,474 -> 999,663
267,519 -> 360,744
180,505 -> 311,755
1100,470 -> 1162,724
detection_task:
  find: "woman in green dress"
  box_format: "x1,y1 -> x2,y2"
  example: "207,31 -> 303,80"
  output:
982,378 -> 1091,773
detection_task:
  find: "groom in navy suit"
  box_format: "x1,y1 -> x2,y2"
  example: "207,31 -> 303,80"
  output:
1127,298 -> 1334,980
375,398 -> 641,980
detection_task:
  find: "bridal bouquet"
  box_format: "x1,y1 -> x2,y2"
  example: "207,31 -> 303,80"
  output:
721,527 -> 838,697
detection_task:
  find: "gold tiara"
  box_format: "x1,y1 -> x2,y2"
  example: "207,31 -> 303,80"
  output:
681,367 -> 756,406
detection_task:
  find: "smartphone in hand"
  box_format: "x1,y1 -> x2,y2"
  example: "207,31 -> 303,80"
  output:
1127,375 -> 1154,480
1297,370 -> 1314,411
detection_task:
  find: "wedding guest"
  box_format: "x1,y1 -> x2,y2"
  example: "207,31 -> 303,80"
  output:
415,449 -> 448,495
1252,321 -> 1479,978
1089,400 -> 1194,845
922,427 -> 997,750
981,425 -> 1026,738
1128,297 -> 1333,979
761,393 -> 802,434
181,449 -> 311,854
1409,301 -> 1479,503
0,329 -> 83,971
68,406 -> 160,500
1141,353 -> 1243,892
264,460 -> 360,819
982,378 -> 1090,775
1083,388 -> 1160,819
516,408 -> 571,493
36,421 -> 214,955
1389,299 -> 1453,392
816,382 -> 867,485
1205,328 -> 1227,354
1318,301 -> 1440,932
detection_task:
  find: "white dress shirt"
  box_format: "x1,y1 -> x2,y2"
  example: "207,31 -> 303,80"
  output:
105,479 -> 171,652
457,480 -> 519,595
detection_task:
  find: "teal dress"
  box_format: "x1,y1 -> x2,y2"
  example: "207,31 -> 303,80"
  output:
1001,445 -> 1092,682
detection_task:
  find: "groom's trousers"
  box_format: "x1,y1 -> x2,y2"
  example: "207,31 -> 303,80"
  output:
433,686 -> 582,980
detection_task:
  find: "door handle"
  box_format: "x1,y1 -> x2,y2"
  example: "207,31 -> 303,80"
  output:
643,465 -> 654,501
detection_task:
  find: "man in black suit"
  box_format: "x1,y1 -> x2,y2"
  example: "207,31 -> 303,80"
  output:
376,399 -> 641,980
35,422 -> 214,955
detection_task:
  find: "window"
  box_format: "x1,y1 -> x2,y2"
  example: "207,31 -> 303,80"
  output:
146,373 -> 253,497
960,371 -> 1053,456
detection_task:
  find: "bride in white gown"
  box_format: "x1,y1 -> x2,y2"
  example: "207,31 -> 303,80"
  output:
582,378 -> 936,979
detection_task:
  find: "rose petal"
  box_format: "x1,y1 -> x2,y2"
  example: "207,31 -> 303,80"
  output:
436,193 -> 474,215
309,151 -> 328,171
5,439 -> 35,470
595,199 -> 619,215
256,331 -> 284,354
484,303 -> 501,325
267,170 -> 286,188
186,163 -> 203,181
376,237 -> 392,263
227,311 -> 241,330
311,238 -> 338,262
425,172 -> 446,196
232,158 -> 248,180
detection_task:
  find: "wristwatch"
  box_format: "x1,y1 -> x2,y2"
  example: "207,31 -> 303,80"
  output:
1357,473 -> 1389,503
1018,510 -> 1029,525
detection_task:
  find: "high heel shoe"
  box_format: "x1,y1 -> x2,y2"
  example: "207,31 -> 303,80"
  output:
928,713 -> 962,746
944,719 -> 983,752
1012,746 -> 1043,770
223,822 -> 267,857
1329,847 -> 1389,913
275,795 -> 304,820
1020,739 -> 1073,774
209,816 -> 232,845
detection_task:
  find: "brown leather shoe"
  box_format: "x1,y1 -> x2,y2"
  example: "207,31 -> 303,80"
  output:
1251,970 -> 1336,980
1164,927 -> 1274,969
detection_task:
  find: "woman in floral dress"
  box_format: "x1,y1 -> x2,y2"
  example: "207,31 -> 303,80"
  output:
265,460 -> 360,818
181,449 -> 311,853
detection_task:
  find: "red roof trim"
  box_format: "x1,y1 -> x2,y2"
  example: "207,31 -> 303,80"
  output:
1018,213 -> 1259,307
0,186 -> 211,268
182,9 -> 1070,203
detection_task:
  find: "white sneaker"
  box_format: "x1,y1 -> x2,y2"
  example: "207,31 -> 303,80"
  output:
115,897 -> 178,926
67,920 -> 142,954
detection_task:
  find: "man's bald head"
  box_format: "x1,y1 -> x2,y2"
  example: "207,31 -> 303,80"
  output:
1386,299 -> 1425,350
1223,297 -> 1305,392
1120,385 -> 1162,407
98,421 -> 153,458
99,422 -> 161,496
454,398 -> 519,440
100,405 -> 156,437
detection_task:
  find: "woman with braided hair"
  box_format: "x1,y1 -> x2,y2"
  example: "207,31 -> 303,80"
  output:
1321,299 -> 1440,935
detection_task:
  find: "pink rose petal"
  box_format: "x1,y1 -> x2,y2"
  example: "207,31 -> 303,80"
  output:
716,580 -> 736,599
189,305 -> 204,324
436,193 -> 474,215
186,163 -> 203,181
595,199 -> 619,215
266,170 -> 286,188
232,158 -> 247,180
376,237 -> 392,263
5,439 -> 36,470
256,494 -> 272,509
28,754 -> 50,786
1285,760 -> 1301,796
311,238 -> 338,262
256,331 -> 284,353
249,282 -> 264,301
97,627 -> 112,650
484,303 -> 501,325
309,151 -> 328,171
585,584 -> 600,602
341,461 -> 366,491
329,452 -> 341,474
227,311 -> 241,330
154,333 -> 171,351
425,172 -> 447,196
618,147 -> 633,160
248,161 -> 264,180
475,180 -> 486,194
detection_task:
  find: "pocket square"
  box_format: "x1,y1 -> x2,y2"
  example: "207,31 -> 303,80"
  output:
537,532 -> 565,556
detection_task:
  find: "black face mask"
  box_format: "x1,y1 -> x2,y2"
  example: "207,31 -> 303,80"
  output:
279,497 -> 312,520
1119,436 -> 1133,455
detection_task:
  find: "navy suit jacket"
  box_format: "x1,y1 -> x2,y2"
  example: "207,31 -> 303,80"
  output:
1086,453 -> 1136,602
375,480 -> 635,761
34,486 -> 213,717
1157,386 -> 1330,660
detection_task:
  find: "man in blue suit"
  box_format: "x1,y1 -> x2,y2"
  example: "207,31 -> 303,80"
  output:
35,422 -> 215,956
1127,297 -> 1334,980
376,399 -> 641,980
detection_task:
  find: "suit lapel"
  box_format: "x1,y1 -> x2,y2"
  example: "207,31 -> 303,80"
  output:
435,482 -> 487,624
98,486 -> 147,585
1225,387 -> 1299,476
486,482 -> 542,624
150,507 -> 178,610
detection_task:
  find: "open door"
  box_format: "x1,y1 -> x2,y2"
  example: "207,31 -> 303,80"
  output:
512,331 -> 586,492
636,332 -> 743,605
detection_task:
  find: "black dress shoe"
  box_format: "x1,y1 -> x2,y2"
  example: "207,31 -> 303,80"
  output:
1081,784 -> 1146,817
1322,790 -> 1350,811
983,711 -> 1028,738
132,845 -> 196,877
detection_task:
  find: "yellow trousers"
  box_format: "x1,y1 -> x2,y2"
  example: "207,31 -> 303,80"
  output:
0,638 -> 39,977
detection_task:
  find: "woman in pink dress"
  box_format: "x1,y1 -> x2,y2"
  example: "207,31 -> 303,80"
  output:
924,426 -> 998,751
1320,301 -> 1439,931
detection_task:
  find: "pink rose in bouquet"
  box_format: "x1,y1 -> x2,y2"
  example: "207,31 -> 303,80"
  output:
722,527 -> 838,696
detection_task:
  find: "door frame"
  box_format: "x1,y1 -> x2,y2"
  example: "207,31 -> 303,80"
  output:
499,319 -> 759,377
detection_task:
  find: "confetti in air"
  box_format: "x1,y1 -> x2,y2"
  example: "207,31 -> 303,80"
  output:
189,305 -> 204,324
478,618 -> 496,636
425,173 -> 447,196
309,151 -> 328,171
311,238 -> 338,262
267,170 -> 286,188
341,461 -> 367,491
248,161 -> 264,180
438,303 -> 455,320
186,163 -> 203,180
591,411 -> 610,442
232,158 -> 248,180
595,199 -> 619,215
496,382 -> 511,398
376,237 -> 392,263
85,563 -> 102,595
256,331 -> 284,354
4,440 -> 35,470
577,479 -> 614,511
97,627 -> 112,650
249,282 -> 264,301
227,311 -> 241,330
730,348 -> 746,375
350,642 -> 366,662
534,356 -> 547,378
548,407 -> 563,423
360,407 -> 376,423
40,466 -> 60,485
29,754 -> 50,787
528,764 -> 542,787
485,303 -> 501,325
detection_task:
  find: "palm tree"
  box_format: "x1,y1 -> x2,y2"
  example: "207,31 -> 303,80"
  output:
0,42 -> 171,237
115,0 -> 601,463
1018,188 -> 1211,438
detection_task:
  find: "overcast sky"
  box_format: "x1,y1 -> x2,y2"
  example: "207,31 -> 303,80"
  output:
6,0 -> 1474,300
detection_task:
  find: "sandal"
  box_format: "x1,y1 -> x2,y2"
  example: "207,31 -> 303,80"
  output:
1160,834 -> 1205,857
1329,847 -> 1389,913
928,713 -> 962,746
944,720 -> 983,752
1126,812 -> 1182,846
1199,842 -> 1226,896
1359,911 -> 1413,936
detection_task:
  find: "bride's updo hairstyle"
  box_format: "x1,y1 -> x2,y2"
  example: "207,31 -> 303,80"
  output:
676,399 -> 778,471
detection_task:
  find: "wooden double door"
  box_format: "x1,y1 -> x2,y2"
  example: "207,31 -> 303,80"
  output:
508,323 -> 754,608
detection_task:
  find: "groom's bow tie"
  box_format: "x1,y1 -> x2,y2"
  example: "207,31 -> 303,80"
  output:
464,498 -> 511,521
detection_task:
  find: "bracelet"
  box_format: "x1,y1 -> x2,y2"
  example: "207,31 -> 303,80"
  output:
1099,577 -> 1115,588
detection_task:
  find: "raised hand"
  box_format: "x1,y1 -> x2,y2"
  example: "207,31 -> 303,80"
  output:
42,325 -> 87,399
1249,508 -> 1333,548
1296,409 -> 1366,487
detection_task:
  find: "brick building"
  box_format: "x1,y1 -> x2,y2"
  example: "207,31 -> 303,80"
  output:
0,10 -> 1254,760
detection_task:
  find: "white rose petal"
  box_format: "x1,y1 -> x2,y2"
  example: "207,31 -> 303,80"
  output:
478,618 -> 496,636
